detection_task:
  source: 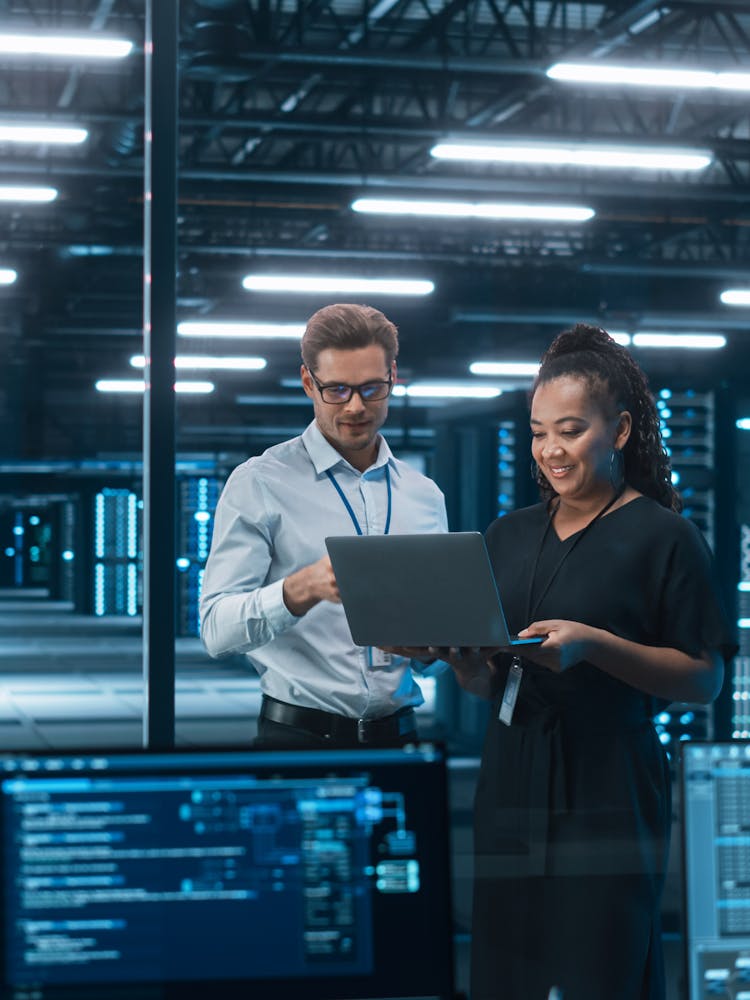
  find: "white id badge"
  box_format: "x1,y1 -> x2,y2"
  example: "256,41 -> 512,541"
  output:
370,647 -> 393,667
498,656 -> 523,726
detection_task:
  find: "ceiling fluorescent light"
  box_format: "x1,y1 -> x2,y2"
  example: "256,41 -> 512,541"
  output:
352,197 -> 594,222
0,268 -> 17,285
130,355 -> 267,371
0,124 -> 88,144
0,185 -> 57,203
392,384 -> 502,399
469,361 -> 539,376
178,321 -> 305,339
0,34 -> 133,59
631,332 -> 726,349
720,289 -> 750,307
95,380 -> 215,394
243,275 -> 435,296
430,142 -> 711,172
546,63 -> 750,92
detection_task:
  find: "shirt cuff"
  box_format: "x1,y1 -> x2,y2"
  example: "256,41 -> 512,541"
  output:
258,578 -> 300,633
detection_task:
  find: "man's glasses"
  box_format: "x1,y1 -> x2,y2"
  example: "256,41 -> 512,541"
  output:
306,367 -> 393,405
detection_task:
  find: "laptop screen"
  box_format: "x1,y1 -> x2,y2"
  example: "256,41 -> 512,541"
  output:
682,741 -> 750,1000
0,744 -> 455,1000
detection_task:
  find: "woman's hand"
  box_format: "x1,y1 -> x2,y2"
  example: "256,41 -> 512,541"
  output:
427,646 -> 501,700
516,620 -> 596,673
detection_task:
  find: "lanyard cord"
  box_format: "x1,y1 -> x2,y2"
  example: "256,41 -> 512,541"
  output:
325,464 -> 392,536
525,483 -> 625,625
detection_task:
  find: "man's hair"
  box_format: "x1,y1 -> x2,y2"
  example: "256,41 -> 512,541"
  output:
530,322 -> 682,512
300,303 -> 399,370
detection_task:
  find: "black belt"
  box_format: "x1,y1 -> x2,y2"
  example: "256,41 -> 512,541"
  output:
260,695 -> 417,747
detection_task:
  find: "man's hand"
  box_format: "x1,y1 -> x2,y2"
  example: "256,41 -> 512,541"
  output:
282,555 -> 341,617
379,645 -> 436,665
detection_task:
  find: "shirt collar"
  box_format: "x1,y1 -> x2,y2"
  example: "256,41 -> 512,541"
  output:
302,420 -> 397,477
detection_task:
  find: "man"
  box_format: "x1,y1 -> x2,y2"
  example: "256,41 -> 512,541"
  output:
200,303 -> 448,748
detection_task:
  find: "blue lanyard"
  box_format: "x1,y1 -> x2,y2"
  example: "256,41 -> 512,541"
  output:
325,465 -> 392,536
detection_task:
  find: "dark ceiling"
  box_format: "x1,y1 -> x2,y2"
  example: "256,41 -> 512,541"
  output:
1,0 -> 750,462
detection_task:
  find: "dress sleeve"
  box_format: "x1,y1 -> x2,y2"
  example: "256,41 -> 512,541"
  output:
656,517 -> 737,664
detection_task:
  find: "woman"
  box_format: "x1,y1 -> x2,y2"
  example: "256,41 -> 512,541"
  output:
442,324 -> 735,1000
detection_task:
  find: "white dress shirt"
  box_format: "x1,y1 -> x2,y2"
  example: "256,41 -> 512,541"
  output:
200,421 -> 449,719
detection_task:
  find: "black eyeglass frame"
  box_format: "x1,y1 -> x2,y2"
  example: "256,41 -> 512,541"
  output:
305,367 -> 394,405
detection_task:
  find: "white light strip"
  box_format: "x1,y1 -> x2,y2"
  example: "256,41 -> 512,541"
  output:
352,197 -> 595,222
720,289 -> 750,307
130,354 -> 267,371
430,142 -> 711,172
631,332 -> 726,349
95,380 -> 214,394
547,62 -> 750,92
739,618 -> 750,630
0,185 -> 57,203
0,33 -> 133,59
469,361 -> 540,376
178,321 -> 305,339
0,124 -> 88,144
242,274 -> 435,296
737,419 -> 750,431
603,331 -> 632,346
738,581 -> 750,590
0,268 -> 17,285
393,384 -> 502,399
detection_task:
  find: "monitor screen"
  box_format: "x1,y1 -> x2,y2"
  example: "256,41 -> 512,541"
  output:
0,743 -> 455,1000
682,741 -> 750,1000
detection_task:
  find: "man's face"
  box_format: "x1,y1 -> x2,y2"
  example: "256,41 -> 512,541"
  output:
301,345 -> 395,470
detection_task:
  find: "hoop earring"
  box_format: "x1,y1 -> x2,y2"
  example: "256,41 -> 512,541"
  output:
609,447 -> 625,489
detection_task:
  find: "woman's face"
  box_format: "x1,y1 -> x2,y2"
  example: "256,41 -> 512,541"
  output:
530,375 -> 631,504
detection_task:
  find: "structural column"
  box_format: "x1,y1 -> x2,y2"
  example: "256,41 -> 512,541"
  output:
142,0 -> 178,748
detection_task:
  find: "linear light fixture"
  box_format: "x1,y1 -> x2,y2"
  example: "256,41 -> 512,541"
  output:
631,332 -> 726,349
392,384 -> 502,399
242,274 -> 435,296
95,380 -> 214,394
0,268 -> 17,285
469,361 -> 539,377
720,289 -> 750,307
0,33 -> 133,59
352,197 -> 595,222
546,63 -> 750,92
0,124 -> 88,144
0,185 -> 57,203
736,419 -> 750,431
430,141 -> 711,172
177,321 -> 305,339
130,354 -> 267,371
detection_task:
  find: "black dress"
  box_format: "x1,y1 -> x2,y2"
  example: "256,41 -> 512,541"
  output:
471,496 -> 736,1000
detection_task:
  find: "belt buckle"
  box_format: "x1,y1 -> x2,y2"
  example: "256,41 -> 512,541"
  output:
357,719 -> 369,744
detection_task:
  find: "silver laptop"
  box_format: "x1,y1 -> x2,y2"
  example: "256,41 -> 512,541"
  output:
325,531 -> 544,649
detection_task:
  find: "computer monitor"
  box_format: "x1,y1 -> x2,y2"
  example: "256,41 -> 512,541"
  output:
0,743 -> 455,1000
682,741 -> 750,999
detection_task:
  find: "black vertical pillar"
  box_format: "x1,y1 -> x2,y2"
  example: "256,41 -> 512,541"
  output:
142,0 -> 178,748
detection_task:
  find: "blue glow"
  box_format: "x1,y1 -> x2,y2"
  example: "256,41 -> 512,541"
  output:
194,511 -> 211,523
62,550 -> 74,562
738,582 -> 750,592
176,557 -> 190,570
659,389 -> 672,399
670,470 -> 680,486
29,515 -> 40,526
4,547 -> 14,558
12,526 -> 23,537
656,712 -> 671,725
737,418 -> 750,431
661,427 -> 672,439
659,731 -> 672,745
739,619 -> 750,629
680,712 -> 695,726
